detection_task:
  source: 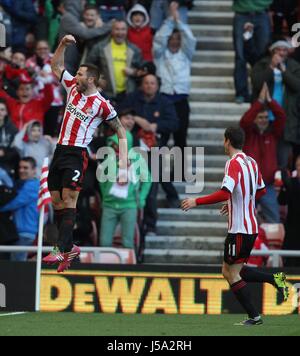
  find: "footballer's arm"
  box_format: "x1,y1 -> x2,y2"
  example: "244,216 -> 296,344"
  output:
181,189 -> 231,211
107,116 -> 128,170
51,35 -> 76,79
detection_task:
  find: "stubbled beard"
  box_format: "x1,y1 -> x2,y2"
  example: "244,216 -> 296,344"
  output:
77,82 -> 88,93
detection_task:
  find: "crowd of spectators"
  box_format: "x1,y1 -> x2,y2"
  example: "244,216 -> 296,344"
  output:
0,0 -> 299,266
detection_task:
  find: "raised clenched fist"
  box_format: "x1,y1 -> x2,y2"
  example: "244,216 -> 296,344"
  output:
61,35 -> 76,46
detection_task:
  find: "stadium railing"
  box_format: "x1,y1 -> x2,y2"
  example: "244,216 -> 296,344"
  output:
0,246 -> 126,264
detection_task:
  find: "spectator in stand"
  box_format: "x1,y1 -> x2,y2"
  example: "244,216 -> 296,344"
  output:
271,0 -> 298,38
0,98 -> 19,176
80,5 -> 108,64
252,39 -> 300,169
26,40 -> 64,137
153,2 -> 196,157
150,0 -> 194,32
44,0 -> 63,51
0,98 -> 17,147
96,0 -> 127,23
240,83 -> 286,223
278,156 -> 300,267
33,0 -> 49,42
119,108 -> 155,147
0,166 -> 17,260
58,0 -> 112,73
11,50 -> 26,69
1,50 -> 28,98
13,121 -> 55,177
0,48 -> 11,86
120,74 -> 180,234
87,20 -> 142,104
98,131 -> 152,249
0,77 -> 54,130
0,0 -> 38,50
24,32 -> 37,58
0,157 -> 39,261
127,3 -> 153,62
233,0 -> 273,104
0,46 -> 12,63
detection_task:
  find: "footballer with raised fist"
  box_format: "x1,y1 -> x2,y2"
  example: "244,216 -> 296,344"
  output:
43,35 -> 128,273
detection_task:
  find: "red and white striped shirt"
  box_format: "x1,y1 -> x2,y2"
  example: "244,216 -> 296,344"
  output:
58,70 -> 117,147
221,152 -> 265,235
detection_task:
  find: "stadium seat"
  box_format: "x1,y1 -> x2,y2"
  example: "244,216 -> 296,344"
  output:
260,223 -> 285,267
260,223 -> 285,249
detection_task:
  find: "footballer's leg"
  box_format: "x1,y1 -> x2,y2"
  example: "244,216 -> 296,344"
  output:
223,234 -> 262,326
51,190 -> 65,230
223,262 -> 263,326
240,266 -> 289,302
236,232 -> 289,301
43,189 -> 81,270
59,188 -> 79,252
55,188 -> 81,273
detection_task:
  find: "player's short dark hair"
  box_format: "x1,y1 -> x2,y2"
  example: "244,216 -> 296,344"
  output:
80,63 -> 100,84
224,127 -> 245,150
20,157 -> 37,169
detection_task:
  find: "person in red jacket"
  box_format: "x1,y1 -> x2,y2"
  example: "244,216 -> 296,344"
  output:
240,83 -> 286,223
127,3 -> 153,62
0,78 -> 54,130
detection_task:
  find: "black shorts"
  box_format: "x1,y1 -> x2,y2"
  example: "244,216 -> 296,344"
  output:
48,144 -> 89,192
224,233 -> 258,265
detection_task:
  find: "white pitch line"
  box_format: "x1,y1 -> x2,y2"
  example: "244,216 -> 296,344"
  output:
0,312 -> 27,317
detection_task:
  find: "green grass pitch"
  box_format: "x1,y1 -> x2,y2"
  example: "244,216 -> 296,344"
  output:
0,313 -> 299,336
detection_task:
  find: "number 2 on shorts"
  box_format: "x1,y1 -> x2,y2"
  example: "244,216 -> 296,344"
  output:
72,170 -> 80,182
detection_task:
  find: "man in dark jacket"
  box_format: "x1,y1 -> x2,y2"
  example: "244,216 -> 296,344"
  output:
58,0 -> 111,73
233,0 -> 272,104
252,40 -> 300,169
120,74 -> 180,234
0,98 -> 19,177
240,83 -> 286,223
